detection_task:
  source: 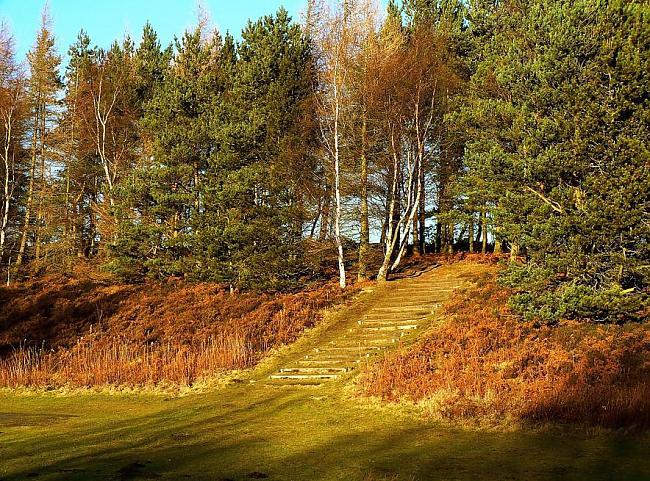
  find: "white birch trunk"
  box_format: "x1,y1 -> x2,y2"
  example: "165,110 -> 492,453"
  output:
0,110 -> 13,258
92,74 -> 118,208
333,60 -> 346,289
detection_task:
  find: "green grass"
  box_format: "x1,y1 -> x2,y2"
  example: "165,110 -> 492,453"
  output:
1,265 -> 648,481
1,382 -> 649,481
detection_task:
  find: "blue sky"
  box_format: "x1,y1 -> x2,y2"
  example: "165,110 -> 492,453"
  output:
0,0 -> 310,62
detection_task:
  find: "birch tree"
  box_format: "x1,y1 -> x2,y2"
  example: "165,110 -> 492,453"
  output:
0,25 -> 25,264
85,42 -> 137,210
311,0 -> 357,289
349,0 -> 381,281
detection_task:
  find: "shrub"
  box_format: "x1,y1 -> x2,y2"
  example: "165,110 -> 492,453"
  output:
500,263 -> 648,323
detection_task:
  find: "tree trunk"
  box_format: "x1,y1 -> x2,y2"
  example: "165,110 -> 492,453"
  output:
417,150 -> 425,255
468,212 -> 474,253
379,132 -> 423,280
0,153 -> 10,259
391,160 -> 401,262
0,167 -> 9,259
481,208 -> 488,254
410,215 -> 417,256
446,221 -> 454,254
494,225 -> 502,254
438,191 -> 449,254
333,81 -> 345,289
391,163 -> 421,272
380,208 -> 388,247
17,107 -> 39,266
358,114 -> 369,281
319,181 -> 331,241
377,130 -> 401,283
309,207 -> 320,238
65,70 -> 78,254
510,242 -> 519,262
0,103 -> 16,260
34,105 -> 47,261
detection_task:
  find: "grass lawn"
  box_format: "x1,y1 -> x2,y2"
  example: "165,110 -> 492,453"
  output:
1,379 -> 649,481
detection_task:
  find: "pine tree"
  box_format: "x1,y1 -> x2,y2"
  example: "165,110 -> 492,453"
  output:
204,8 -> 317,288
17,10 -> 61,266
134,22 -> 171,111
460,0 -> 649,322
109,26 -> 219,279
107,24 -> 170,273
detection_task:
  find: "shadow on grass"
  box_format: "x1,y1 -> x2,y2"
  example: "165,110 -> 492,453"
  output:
2,384 -> 649,481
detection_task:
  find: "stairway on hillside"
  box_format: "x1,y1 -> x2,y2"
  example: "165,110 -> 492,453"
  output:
268,265 -> 471,385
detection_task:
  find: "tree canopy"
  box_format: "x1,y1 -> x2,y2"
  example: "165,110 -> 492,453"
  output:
0,0 -> 646,321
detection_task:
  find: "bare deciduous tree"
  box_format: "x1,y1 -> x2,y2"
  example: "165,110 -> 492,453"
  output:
0,25 -> 25,264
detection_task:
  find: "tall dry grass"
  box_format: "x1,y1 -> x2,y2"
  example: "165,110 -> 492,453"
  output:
0,276 -> 355,389
361,275 -> 650,428
0,335 -> 253,388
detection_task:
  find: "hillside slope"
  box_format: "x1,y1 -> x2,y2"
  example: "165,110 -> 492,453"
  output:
0,272 -> 355,387
361,271 -> 650,428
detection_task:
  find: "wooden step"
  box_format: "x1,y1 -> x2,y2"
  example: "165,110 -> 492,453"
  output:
360,317 -> 424,323
296,363 -> 357,370
302,359 -> 364,364
369,309 -> 438,315
370,305 -> 437,311
270,373 -> 340,380
340,337 -> 399,344
348,329 -> 410,338
377,297 -> 440,302
297,359 -> 356,365
392,280 -> 456,284
379,301 -> 444,307
357,316 -> 429,326
394,286 -> 460,295
361,324 -> 418,331
279,367 -> 351,373
303,353 -> 364,360
319,345 -> 386,351
360,321 -> 424,326
362,314 -> 428,321
371,305 -> 433,312
267,379 -> 324,386
331,335 -> 392,341
312,351 -> 382,359
391,284 -> 458,290
395,278 -> 459,282
353,327 -> 411,335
